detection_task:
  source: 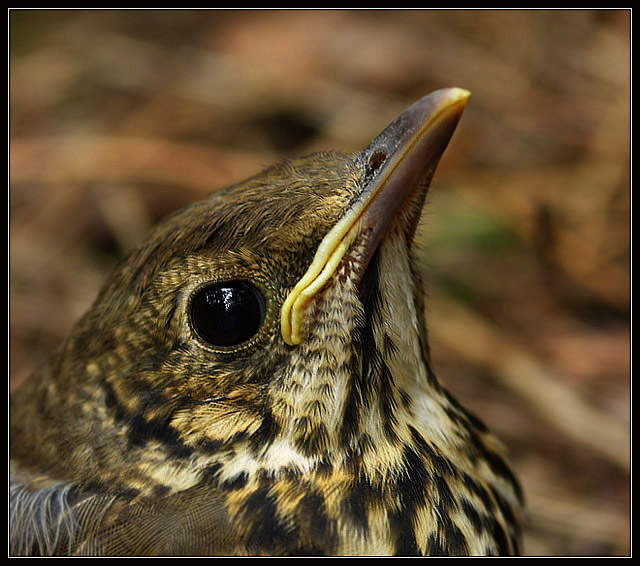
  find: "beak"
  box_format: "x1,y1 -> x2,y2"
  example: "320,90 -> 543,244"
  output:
281,87 -> 470,346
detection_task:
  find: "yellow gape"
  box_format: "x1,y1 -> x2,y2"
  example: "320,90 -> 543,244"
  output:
280,88 -> 471,346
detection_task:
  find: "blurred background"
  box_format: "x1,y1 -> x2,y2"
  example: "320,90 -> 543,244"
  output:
9,9 -> 630,556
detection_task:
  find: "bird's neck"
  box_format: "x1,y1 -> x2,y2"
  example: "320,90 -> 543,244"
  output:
250,235 -> 448,480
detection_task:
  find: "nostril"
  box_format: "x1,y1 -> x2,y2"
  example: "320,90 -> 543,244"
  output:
368,150 -> 387,175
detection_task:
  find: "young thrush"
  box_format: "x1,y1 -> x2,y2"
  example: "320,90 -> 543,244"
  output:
10,88 -> 524,556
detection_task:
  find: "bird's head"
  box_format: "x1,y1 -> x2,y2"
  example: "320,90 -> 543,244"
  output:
12,89 -> 470,490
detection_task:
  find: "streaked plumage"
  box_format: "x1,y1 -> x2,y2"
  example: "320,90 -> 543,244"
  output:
10,88 -> 524,556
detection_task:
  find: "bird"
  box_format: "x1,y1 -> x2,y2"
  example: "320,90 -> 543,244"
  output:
10,87 -> 524,556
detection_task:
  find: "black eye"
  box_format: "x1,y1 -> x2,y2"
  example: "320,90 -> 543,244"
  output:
190,281 -> 266,348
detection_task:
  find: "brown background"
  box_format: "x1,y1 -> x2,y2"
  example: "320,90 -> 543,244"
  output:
9,9 -> 630,556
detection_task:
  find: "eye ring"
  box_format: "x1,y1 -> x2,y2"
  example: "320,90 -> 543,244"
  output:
189,280 -> 266,350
